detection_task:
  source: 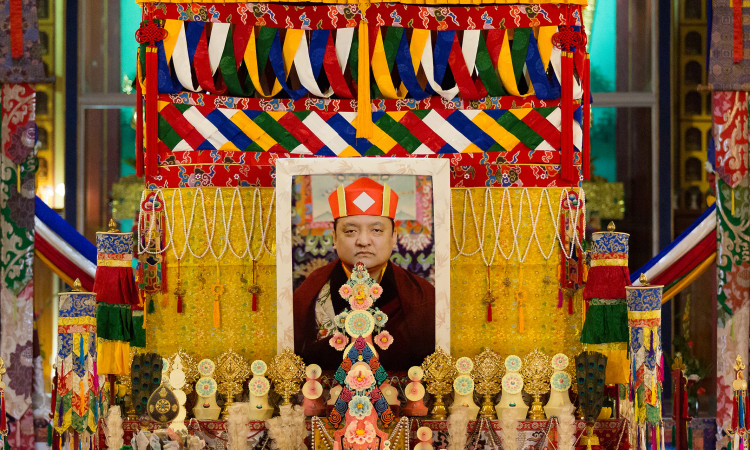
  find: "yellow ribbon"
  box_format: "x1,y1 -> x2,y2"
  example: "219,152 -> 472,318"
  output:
397,28 -> 429,97
162,19 -> 182,64
662,252 -> 717,303
245,28 -> 283,97
356,2 -> 373,138
370,27 -> 405,99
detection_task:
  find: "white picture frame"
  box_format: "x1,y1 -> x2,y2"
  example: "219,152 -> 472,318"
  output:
276,158 -> 451,354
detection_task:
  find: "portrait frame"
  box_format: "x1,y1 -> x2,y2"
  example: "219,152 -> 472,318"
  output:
276,158 -> 451,353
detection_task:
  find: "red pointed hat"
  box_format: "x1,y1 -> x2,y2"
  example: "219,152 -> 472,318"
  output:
328,177 -> 399,219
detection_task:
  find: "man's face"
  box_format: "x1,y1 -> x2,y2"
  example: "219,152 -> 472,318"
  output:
333,215 -> 396,277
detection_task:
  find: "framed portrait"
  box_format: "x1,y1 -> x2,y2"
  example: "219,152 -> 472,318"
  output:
276,158 -> 450,370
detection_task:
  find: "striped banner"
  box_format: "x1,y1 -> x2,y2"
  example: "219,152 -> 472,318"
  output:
158,101 -> 583,161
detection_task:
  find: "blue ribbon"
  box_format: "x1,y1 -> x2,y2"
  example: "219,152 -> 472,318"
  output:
433,31 -> 454,89
526,29 -> 560,100
268,30 -> 308,100
395,31 -> 431,100
309,30 -> 328,80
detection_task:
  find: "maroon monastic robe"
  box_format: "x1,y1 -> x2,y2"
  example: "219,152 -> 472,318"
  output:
293,260 -> 435,373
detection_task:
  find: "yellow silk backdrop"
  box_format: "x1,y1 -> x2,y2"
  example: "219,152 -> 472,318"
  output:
449,188 -> 583,358
145,188 -> 277,363
145,187 -> 582,363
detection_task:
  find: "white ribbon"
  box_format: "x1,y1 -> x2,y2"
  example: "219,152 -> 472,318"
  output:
171,21 -> 201,92
420,30 -> 459,100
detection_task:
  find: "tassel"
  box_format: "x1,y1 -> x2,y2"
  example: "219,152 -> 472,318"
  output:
251,261 -> 259,312
135,18 -> 167,177
582,53 -> 591,180
557,289 -> 564,308
145,44 -> 158,177
0,391 -> 6,434
177,294 -> 183,313
148,296 -> 155,314
213,298 -> 221,328
732,393 -> 738,430
651,426 -> 656,450
487,303 -> 492,322
567,295 -> 574,315
136,55 -> 144,178
356,18 -> 372,138
161,292 -> 169,308
519,304 -> 524,333
560,48 -> 574,182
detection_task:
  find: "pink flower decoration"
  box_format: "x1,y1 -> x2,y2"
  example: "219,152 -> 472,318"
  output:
344,419 -> 376,445
339,284 -> 353,299
375,331 -> 394,350
370,285 -> 383,299
346,366 -> 375,391
350,293 -> 373,311
329,332 -> 348,351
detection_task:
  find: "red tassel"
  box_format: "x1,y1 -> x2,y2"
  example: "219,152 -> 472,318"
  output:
136,64 -> 144,178
0,391 -> 6,433
487,303 -> 493,322
568,295 -> 574,315
135,19 -> 167,178
145,44 -> 158,177
252,293 -> 258,312
557,289 -> 564,308
560,49 -> 574,182
733,393 -> 739,429
177,295 -> 183,313
582,53 -> 591,180
9,0 -> 23,58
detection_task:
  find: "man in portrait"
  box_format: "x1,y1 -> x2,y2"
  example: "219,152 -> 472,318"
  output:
293,177 -> 435,372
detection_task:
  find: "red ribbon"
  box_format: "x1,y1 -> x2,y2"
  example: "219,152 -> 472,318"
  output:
193,27 -> 227,94
136,71 -> 144,178
735,0 -> 744,63
448,34 -> 487,101
9,0 -> 23,59
560,50 -> 574,182
582,53 -> 591,180
323,32 -> 354,98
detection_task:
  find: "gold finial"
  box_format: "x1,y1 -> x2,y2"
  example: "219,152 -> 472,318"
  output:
735,355 -> 746,373
733,355 -> 747,391
607,221 -> 616,232
639,273 -> 649,286
108,219 -> 119,232
671,355 -> 686,372
73,279 -> 83,291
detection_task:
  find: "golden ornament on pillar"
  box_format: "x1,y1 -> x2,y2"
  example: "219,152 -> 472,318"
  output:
215,349 -> 251,419
421,347 -> 456,419
522,349 -> 552,420
267,348 -> 305,406
473,348 -> 504,419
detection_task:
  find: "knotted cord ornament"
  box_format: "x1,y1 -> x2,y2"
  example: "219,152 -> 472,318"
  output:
135,18 -> 167,177
485,265 -> 495,322
552,19 -> 587,184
